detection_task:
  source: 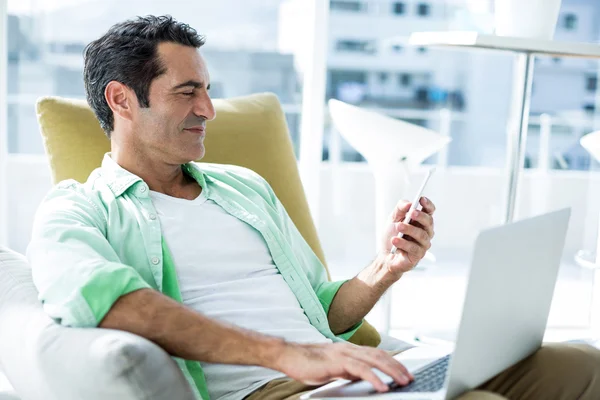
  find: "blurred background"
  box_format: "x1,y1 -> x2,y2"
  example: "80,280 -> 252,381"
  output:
2,0 -> 600,343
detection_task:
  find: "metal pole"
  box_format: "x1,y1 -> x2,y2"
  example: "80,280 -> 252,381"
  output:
437,108 -> 451,169
0,0 -> 8,246
504,53 -> 535,223
538,114 -> 552,172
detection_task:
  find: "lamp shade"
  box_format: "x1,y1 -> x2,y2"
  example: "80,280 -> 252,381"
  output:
581,131 -> 600,163
328,99 -> 451,166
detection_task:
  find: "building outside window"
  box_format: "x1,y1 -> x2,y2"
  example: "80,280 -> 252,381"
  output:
6,0 -> 303,155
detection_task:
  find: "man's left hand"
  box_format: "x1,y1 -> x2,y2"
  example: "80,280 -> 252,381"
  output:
377,197 -> 436,281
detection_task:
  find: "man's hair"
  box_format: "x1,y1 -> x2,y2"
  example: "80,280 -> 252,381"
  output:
83,15 -> 206,136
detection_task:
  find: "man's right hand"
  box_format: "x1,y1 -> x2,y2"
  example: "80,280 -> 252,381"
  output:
273,342 -> 414,392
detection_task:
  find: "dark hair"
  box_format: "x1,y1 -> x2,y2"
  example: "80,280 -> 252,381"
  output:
83,15 -> 206,136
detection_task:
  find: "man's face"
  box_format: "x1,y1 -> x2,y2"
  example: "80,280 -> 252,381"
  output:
132,42 -> 216,163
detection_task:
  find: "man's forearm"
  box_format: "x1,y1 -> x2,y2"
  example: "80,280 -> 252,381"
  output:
327,255 -> 399,334
99,288 -> 285,367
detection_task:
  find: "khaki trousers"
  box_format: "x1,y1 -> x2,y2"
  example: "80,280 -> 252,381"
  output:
245,344 -> 600,400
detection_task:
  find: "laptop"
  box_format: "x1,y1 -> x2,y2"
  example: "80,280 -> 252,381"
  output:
303,208 -> 571,400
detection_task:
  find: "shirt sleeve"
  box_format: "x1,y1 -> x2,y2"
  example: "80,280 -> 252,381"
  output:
27,182 -> 152,328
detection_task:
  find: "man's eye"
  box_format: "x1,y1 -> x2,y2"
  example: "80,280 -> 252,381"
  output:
182,92 -> 194,96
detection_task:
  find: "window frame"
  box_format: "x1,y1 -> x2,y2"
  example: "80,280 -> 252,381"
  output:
0,1 -> 8,246
298,0 -> 330,224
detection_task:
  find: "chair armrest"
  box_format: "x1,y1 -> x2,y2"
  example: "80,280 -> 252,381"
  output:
0,247 -> 196,400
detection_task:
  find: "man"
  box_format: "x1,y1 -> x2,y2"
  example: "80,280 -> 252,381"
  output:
28,15 -> 600,400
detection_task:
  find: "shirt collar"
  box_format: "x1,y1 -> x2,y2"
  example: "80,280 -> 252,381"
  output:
100,153 -> 208,197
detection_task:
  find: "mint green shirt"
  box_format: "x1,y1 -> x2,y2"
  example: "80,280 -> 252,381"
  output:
27,154 -> 361,400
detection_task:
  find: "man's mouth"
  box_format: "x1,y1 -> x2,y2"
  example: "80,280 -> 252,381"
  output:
184,127 -> 206,135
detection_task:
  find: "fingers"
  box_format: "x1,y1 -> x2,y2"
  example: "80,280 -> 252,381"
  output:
391,200 -> 412,222
399,209 -> 434,241
350,348 -> 413,388
392,236 -> 426,259
419,197 -> 436,215
411,209 -> 434,235
345,361 -> 389,392
395,221 -> 430,249
391,197 -> 435,223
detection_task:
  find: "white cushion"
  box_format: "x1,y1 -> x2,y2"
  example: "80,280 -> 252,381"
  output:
0,392 -> 20,400
0,371 -> 19,400
0,247 -> 196,400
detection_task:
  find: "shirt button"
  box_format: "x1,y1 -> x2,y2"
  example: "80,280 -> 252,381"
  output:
139,186 -> 147,193
151,257 -> 160,265
149,213 -> 157,220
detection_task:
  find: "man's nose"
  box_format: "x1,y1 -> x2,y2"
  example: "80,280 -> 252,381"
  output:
193,92 -> 216,121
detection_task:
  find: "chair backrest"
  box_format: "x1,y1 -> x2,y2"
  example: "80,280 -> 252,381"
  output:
35,92 -> 380,346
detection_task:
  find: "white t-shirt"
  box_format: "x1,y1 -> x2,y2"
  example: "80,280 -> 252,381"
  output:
149,189 -> 331,400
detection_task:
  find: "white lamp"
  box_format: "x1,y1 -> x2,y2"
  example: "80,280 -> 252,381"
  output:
581,131 -> 600,163
494,0 -> 562,40
328,99 -> 451,333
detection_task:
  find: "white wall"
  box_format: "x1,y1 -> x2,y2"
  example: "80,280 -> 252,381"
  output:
6,156 -> 52,254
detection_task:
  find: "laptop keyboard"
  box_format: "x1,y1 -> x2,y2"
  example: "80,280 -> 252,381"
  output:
390,354 -> 451,393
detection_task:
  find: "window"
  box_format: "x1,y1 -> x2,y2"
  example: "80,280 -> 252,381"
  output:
330,1 -> 366,12
398,73 -> 412,87
378,72 -> 389,83
563,13 -> 578,30
392,2 -> 405,15
323,0 -> 600,343
586,76 -> 597,92
6,0 -> 304,155
416,3 -> 430,17
336,39 -> 376,54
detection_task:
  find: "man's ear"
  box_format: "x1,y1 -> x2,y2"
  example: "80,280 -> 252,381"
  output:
105,81 -> 137,124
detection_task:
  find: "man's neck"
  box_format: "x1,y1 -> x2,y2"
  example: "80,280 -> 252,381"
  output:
110,145 -> 201,200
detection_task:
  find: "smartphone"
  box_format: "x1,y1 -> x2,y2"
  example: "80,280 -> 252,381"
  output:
390,167 -> 436,255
